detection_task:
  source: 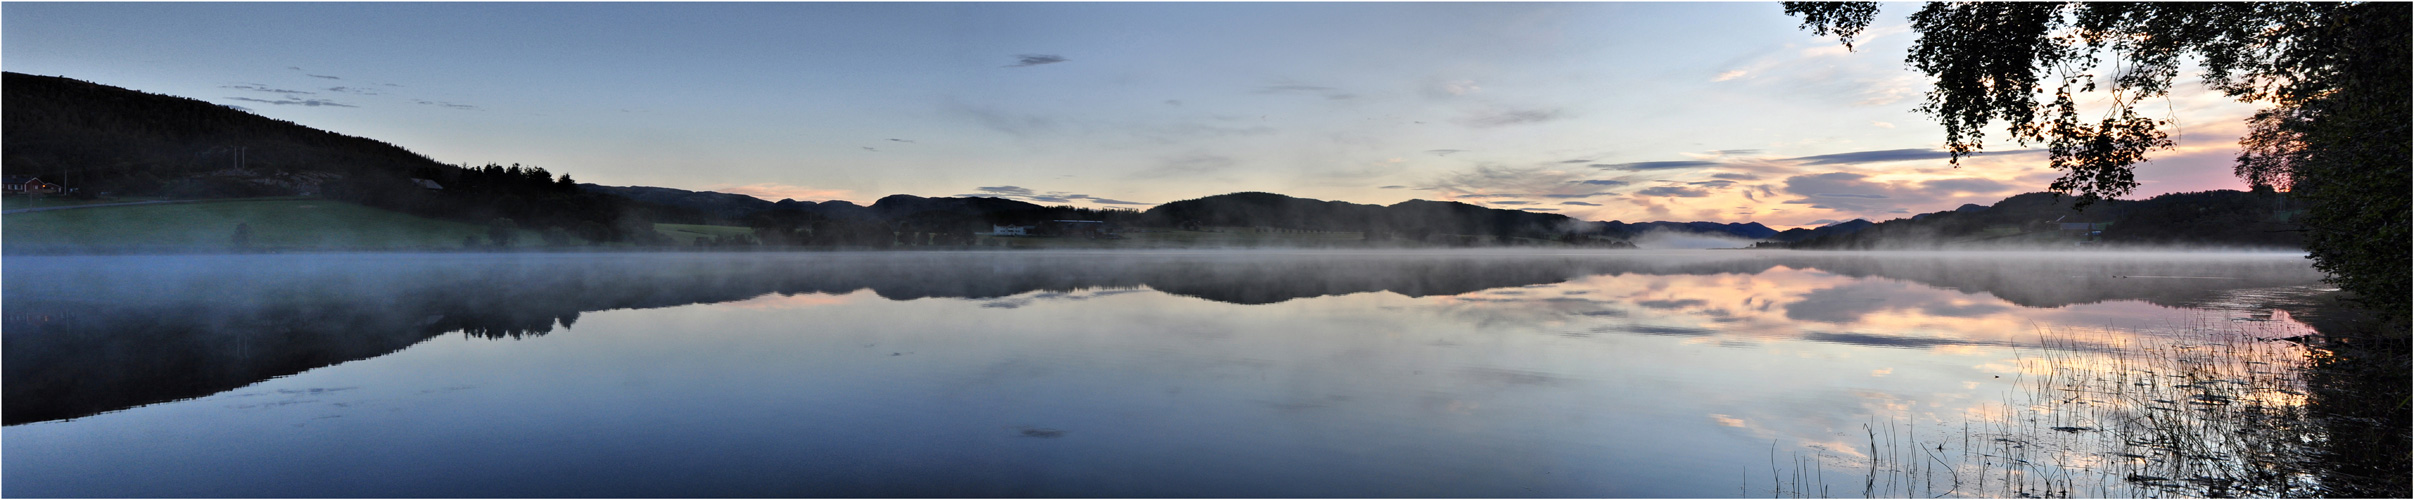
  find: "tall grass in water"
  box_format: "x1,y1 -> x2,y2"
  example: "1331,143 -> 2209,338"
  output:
1767,315 -> 2327,498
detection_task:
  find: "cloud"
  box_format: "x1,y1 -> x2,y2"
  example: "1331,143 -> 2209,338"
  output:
1458,107 -> 1566,127
1711,172 -> 1761,180
977,186 -> 1035,196
1005,54 -> 1067,67
1776,171 -> 2028,217
1575,180 -> 1629,186
1425,149 -> 1465,156
964,185 -> 1146,206
1782,172 -> 1888,199
1688,180 -> 1738,189
1636,186 -> 1711,197
1872,121 -> 1896,129
1379,185 -> 1408,189
1487,200 -> 1535,205
412,99 -> 478,110
886,138 -> 915,143
1636,298 -> 1709,310
323,86 -> 378,95
1787,148 -> 2044,166
707,183 -> 857,202
1596,160 -> 1719,171
1420,165 -> 1614,200
223,83 -> 313,95
1560,201 -> 1600,206
1715,149 -> 1763,156
307,74 -> 341,80
1712,70 -> 1749,82
1255,84 -> 1355,100
224,96 -> 356,107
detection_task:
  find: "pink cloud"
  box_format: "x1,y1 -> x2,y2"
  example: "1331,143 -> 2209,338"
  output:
704,183 -> 859,203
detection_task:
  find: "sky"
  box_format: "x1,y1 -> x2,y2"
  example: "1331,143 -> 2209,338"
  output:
2,2 -> 2265,228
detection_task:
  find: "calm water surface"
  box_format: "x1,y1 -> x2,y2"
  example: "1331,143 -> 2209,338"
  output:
2,250 -> 2326,497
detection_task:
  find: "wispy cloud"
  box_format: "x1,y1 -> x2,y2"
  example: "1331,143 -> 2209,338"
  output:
963,185 -> 1146,206
323,86 -> 378,95
1596,160 -> 1719,171
1636,186 -> 1711,197
1560,201 -> 1601,206
1458,106 -> 1566,128
306,74 -> 342,80
1786,147 -> 2043,166
1005,54 -> 1067,67
1255,84 -> 1355,100
412,99 -> 478,110
1425,149 -> 1465,156
225,96 -> 355,107
1711,172 -> 1761,180
1420,165 -> 1624,202
977,186 -> 1035,197
223,83 -> 313,95
1777,171 -> 2025,216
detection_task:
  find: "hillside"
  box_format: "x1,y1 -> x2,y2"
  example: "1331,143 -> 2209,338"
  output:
1,198 -> 564,252
2,72 -> 655,242
1763,189 -> 2306,249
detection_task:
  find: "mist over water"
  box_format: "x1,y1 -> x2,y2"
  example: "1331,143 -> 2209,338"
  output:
2,249 -> 2328,497
1626,229 -> 1760,249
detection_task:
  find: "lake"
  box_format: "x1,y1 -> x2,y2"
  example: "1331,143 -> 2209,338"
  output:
1,250 -> 2330,497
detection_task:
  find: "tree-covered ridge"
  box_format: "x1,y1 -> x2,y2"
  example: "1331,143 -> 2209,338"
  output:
2,72 -> 657,243
1765,189 -> 2306,250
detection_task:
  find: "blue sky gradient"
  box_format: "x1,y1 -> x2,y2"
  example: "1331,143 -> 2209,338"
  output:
3,2 -> 2260,227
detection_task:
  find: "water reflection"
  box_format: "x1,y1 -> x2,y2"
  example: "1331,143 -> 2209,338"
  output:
3,250 -> 2319,426
1,250 -> 2327,497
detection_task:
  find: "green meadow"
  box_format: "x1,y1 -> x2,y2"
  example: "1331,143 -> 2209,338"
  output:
2,198 -> 556,251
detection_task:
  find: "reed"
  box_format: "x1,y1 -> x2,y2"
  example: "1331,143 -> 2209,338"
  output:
1763,315 -> 2327,498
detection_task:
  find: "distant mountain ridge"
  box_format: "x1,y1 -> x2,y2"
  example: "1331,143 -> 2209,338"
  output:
1761,189 -> 2305,249
8,71 -> 2297,250
578,186 -> 1802,242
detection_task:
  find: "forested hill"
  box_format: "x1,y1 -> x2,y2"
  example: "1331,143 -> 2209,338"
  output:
3,72 -> 442,195
1137,192 -> 1776,242
1,72 -> 661,242
1764,189 -> 2307,249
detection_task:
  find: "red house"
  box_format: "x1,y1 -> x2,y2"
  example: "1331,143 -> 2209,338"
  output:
3,176 -> 61,195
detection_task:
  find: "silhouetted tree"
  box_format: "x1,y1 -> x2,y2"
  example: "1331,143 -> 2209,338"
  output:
1785,2 -> 2407,319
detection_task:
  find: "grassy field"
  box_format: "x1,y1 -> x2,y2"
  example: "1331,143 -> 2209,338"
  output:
1,195 -> 177,211
653,223 -> 755,244
3,198 -> 558,251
